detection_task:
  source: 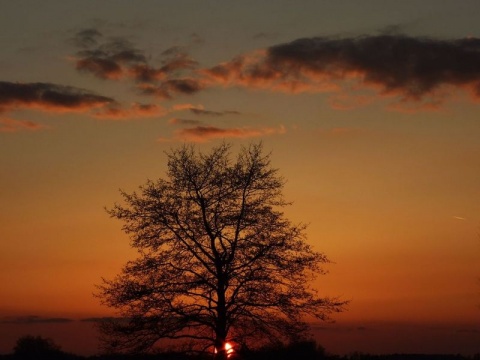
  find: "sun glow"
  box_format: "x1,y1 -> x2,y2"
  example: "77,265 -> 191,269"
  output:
214,342 -> 234,358
225,342 -> 234,356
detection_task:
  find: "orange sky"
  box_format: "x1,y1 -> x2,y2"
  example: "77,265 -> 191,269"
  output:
1,0 -> 479,355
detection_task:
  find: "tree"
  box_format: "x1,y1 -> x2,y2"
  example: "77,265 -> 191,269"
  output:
98,143 -> 346,359
13,335 -> 62,359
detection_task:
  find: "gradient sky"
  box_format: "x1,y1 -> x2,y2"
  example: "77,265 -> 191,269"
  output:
1,0 -> 479,355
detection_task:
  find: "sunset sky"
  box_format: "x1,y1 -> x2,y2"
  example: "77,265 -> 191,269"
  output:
1,0 -> 479,355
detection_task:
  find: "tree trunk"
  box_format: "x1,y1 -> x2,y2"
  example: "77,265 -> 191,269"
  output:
215,272 -> 228,360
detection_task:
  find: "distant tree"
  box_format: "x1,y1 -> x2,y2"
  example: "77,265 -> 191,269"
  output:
13,335 -> 62,359
98,143 -> 346,360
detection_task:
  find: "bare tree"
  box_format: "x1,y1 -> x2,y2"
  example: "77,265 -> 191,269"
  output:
98,143 -> 346,359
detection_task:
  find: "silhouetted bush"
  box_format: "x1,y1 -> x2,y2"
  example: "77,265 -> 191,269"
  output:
12,335 -> 81,360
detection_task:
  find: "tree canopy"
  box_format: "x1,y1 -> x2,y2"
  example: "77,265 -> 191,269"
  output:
98,143 -> 346,359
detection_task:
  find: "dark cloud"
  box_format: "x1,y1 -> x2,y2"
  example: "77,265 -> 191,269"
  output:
75,36 -> 147,80
0,316 -> 73,324
158,52 -> 198,74
189,108 -> 241,117
168,118 -> 202,126
72,31 -> 198,85
174,125 -> 285,142
205,34 -> 480,107
130,50 -> 198,83
0,81 -> 114,112
138,78 -> 205,99
164,79 -> 203,94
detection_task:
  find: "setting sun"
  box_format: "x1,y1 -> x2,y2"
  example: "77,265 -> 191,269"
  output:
214,342 -> 234,358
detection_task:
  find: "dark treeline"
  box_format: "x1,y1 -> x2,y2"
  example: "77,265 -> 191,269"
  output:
1,338 -> 479,360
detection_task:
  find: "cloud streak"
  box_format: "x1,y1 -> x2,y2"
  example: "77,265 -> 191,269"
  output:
173,125 -> 286,142
0,118 -> 46,133
93,102 -> 165,120
0,81 -> 114,113
188,108 -> 241,117
138,78 -> 205,99
168,117 -> 202,126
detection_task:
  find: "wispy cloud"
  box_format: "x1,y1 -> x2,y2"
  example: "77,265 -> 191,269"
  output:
71,28 -> 102,48
71,29 -> 203,99
94,102 -> 165,120
0,118 -> 46,133
188,108 -> 241,117
169,103 -> 241,117
172,125 -> 286,142
137,78 -> 205,99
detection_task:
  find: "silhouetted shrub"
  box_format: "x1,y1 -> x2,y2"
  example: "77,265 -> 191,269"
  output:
12,335 -> 80,360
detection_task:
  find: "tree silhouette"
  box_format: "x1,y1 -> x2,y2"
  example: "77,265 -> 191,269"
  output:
98,143 -> 346,359
13,335 -> 62,359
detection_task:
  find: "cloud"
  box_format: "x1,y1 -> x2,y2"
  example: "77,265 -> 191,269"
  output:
130,51 -> 198,83
94,102 -> 165,120
204,34 -> 480,108
75,37 -> 147,80
0,118 -> 46,133
171,103 -> 204,111
168,118 -> 202,126
138,78 -> 205,99
169,103 -> 241,117
70,31 -> 480,110
172,125 -> 285,142
189,108 -> 241,117
72,30 -> 198,85
71,28 -> 102,48
0,81 -> 114,113
0,316 -> 73,324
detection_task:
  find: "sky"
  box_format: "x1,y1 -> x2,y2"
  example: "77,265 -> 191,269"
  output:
1,0 -> 480,356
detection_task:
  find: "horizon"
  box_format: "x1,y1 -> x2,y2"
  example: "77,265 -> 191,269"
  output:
1,318 -> 479,356
1,0 -> 479,356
